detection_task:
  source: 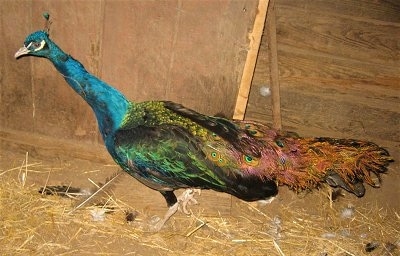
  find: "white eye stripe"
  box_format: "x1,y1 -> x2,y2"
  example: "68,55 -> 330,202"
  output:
25,40 -> 46,52
33,40 -> 46,52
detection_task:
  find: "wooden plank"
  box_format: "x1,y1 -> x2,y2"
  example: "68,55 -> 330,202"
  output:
245,28 -> 273,124
247,0 -> 400,126
233,0 -> 270,120
0,128 -> 112,164
265,0 -> 282,129
164,0 -> 257,117
246,80 -> 400,141
275,5 -> 400,67
276,44 -> 399,88
102,1 -> 257,117
249,34 -> 400,141
277,0 -> 400,23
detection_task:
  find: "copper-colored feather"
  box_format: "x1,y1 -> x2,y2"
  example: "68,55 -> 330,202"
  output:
233,120 -> 393,196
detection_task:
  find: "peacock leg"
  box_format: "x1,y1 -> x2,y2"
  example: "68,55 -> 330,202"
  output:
150,191 -> 177,231
151,202 -> 179,231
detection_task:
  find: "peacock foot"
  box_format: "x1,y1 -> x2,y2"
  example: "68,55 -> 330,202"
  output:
177,188 -> 201,214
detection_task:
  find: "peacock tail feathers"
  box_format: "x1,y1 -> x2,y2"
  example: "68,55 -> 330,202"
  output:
303,138 -> 392,188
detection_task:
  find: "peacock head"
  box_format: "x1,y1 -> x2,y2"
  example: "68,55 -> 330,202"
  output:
15,30 -> 53,59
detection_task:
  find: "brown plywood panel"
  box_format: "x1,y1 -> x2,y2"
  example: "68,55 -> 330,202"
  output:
101,0 -> 179,101
248,81 -> 400,137
166,0 -> 258,116
102,0 -> 258,117
29,1 -> 103,142
0,1 -> 34,132
275,45 -> 399,88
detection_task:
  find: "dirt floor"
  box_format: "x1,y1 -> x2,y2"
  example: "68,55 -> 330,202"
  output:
0,147 -> 399,256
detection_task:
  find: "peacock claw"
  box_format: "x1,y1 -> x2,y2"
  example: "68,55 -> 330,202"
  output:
177,188 -> 201,214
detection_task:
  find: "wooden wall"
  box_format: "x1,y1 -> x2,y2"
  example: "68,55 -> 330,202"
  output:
247,0 -> 400,157
1,0 -> 399,160
1,0 -> 257,146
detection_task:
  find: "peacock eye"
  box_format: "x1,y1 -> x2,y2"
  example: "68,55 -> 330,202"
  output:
244,155 -> 253,162
33,42 -> 41,48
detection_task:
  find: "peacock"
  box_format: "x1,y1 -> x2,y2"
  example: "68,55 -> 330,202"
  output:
15,15 -> 393,230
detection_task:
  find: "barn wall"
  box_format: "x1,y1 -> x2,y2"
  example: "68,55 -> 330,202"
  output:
1,0 -> 257,147
1,0 -> 399,160
247,0 -> 400,155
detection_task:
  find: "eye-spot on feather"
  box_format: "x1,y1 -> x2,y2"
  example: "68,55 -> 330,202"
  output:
242,155 -> 260,167
278,156 -> 289,168
276,140 -> 284,147
206,150 -> 227,167
211,132 -> 221,141
217,157 -> 227,167
243,124 -> 264,137
207,132 -> 222,141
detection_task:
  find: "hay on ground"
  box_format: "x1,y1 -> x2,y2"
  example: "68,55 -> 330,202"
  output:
0,154 -> 398,255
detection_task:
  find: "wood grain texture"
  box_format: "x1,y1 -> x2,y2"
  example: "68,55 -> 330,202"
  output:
266,0 -> 282,129
275,6 -> 400,68
278,0 -> 400,23
0,1 -> 34,133
101,0 -> 257,118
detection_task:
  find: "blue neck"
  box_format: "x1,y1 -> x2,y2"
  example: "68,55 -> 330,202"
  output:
47,43 -> 130,142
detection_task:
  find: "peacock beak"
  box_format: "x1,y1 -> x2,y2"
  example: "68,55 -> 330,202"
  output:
15,44 -> 31,59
